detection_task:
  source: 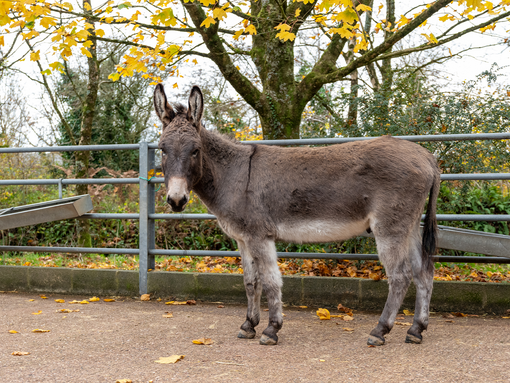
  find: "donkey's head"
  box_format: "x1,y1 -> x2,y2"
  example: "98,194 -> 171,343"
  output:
154,84 -> 204,212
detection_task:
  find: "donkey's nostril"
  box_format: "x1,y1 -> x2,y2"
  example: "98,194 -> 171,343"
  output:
168,195 -> 188,212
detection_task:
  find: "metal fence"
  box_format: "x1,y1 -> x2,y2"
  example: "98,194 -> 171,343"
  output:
1,133 -> 510,294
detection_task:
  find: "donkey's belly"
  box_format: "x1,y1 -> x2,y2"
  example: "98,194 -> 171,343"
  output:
276,219 -> 369,243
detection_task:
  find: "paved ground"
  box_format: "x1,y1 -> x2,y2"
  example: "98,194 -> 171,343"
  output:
1,292 -> 509,383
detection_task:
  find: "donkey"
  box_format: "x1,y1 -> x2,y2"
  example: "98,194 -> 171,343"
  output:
154,84 -> 441,347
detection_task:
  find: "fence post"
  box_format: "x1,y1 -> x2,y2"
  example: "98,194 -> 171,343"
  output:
138,142 -> 155,295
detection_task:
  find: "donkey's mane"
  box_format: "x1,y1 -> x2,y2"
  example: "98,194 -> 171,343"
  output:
172,103 -> 187,115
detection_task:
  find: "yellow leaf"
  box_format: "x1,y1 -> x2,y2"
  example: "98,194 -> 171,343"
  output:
173,83 -> 178,89
403,309 -> 413,316
108,73 -> 120,82
96,29 -> 105,38
80,300 -> 89,304
12,351 -> 30,356
32,329 -> 50,333
421,33 -> 438,44
316,308 -> 331,320
162,312 -> 173,318
439,14 -> 449,22
200,16 -> 216,29
356,4 -> 371,12
154,355 -> 185,364
165,301 -> 187,305
141,294 -> 150,301
275,30 -> 296,42
104,298 -> 115,302
199,0 -> 216,5
29,299 -> 35,301
40,296 -> 47,299
84,1 -> 91,10
245,24 -> 256,35
30,50 -> 40,61
32,310 -> 42,315
115,380 -> 132,383
9,330 -> 18,334
395,321 -> 412,326
54,299 -> 65,303
89,297 -> 100,302
343,327 -> 354,331
192,338 -> 213,345
40,17 -> 57,29
213,7 -> 227,21
294,9 -> 301,17
342,315 -> 354,321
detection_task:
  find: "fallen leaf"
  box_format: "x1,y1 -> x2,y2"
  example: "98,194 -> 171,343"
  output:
157,298 -> 162,302
442,313 -> 455,319
80,300 -> 89,304
9,330 -> 18,334
187,300 -> 197,305
54,299 -> 65,303
56,309 -> 79,313
192,338 -> 213,345
89,297 -> 100,302
32,329 -> 50,333
115,380 -> 132,383
12,351 -> 30,356
342,315 -> 354,321
501,316 -> 510,319
319,359 -> 325,362
403,309 -> 413,316
154,355 -> 185,364
32,310 -> 42,315
316,308 -> 331,320
217,305 -> 224,308
343,327 -> 354,332
445,320 -> 454,323
263,308 -> 269,311
368,345 -> 375,348
165,301 -> 187,305
395,321 -> 412,326
28,299 -> 34,302
337,304 -> 352,313
452,312 -> 467,317
104,298 -> 115,302
141,294 -> 150,301
40,296 -> 47,299
69,300 -> 81,304
298,306 -> 307,309
162,312 -> 173,318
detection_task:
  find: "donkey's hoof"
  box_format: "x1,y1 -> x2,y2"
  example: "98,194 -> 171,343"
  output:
405,333 -> 422,344
259,334 -> 278,345
238,329 -> 256,339
367,335 -> 385,346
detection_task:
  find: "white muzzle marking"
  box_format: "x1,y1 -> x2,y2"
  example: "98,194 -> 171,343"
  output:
167,177 -> 188,205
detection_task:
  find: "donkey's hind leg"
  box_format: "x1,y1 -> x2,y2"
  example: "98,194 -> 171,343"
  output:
406,229 -> 434,344
246,239 -> 283,345
238,240 -> 262,340
368,236 -> 412,346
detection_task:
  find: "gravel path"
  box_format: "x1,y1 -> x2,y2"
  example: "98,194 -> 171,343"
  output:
1,292 -> 509,382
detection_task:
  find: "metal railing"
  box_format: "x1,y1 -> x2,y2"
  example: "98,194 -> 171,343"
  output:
0,132 -> 509,294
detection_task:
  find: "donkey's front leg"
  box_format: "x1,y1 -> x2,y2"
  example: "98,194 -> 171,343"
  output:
238,241 -> 262,339
250,239 -> 283,345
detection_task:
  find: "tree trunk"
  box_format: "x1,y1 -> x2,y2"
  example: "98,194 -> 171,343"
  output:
75,0 -> 99,247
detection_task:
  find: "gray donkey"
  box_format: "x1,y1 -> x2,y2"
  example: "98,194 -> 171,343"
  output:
154,84 -> 441,346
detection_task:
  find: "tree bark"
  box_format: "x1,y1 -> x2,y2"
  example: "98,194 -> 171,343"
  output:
75,0 -> 99,247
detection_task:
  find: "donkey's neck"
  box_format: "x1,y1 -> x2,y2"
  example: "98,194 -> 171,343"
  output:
192,129 -> 252,214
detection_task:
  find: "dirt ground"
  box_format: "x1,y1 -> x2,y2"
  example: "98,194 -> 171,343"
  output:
1,292 -> 509,383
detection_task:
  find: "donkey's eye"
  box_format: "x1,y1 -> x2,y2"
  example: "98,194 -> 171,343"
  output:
192,149 -> 199,158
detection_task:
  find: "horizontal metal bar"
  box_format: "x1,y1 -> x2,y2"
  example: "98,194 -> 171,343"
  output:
149,213 -> 217,220
0,144 -> 140,153
0,246 -> 139,254
79,214 -> 140,219
441,173 -> 510,181
0,178 -> 140,186
1,246 -> 507,264
147,133 -> 510,148
435,214 -> 510,221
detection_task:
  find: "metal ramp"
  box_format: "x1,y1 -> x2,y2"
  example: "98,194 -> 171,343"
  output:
362,224 -> 510,259
0,195 -> 93,230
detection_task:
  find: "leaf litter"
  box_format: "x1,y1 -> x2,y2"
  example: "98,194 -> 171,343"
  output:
154,355 -> 185,364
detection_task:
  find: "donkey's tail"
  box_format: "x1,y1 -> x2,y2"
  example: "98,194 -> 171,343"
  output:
422,173 -> 440,270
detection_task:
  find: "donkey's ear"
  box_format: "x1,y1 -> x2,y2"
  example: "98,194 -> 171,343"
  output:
187,85 -> 204,131
154,83 -> 175,127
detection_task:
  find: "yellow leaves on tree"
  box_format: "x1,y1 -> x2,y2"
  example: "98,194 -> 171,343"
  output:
200,16 -> 216,29
275,24 -> 296,42
30,50 -> 40,61
421,33 -> 439,44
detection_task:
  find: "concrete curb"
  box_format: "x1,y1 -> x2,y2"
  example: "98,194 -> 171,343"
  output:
1,266 -> 509,314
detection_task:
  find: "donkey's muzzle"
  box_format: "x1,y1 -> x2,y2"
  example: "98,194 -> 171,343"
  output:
168,195 -> 188,212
